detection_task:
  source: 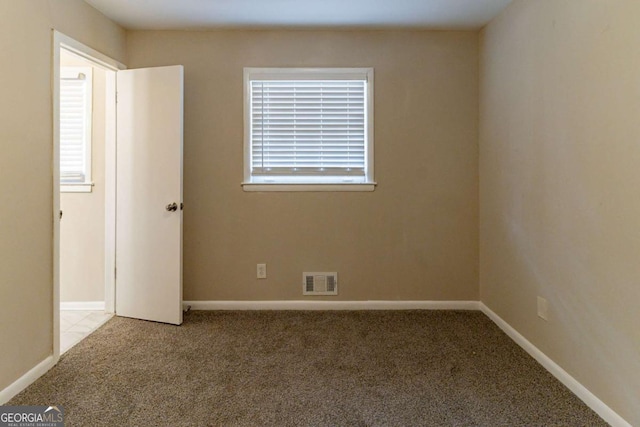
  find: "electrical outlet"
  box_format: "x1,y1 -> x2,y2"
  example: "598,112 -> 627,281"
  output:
537,296 -> 549,321
257,263 -> 267,279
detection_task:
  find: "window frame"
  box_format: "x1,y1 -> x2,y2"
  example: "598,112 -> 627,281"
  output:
242,67 -> 375,192
60,66 -> 93,193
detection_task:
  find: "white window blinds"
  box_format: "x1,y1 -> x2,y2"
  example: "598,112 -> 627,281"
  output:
251,79 -> 366,177
60,67 -> 92,183
245,68 -> 373,186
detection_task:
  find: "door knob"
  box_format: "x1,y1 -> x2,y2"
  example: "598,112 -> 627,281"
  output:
166,202 -> 178,212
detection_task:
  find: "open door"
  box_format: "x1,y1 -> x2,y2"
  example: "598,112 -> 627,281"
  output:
115,65 -> 183,325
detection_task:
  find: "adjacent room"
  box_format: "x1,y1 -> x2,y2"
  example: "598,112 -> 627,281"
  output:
59,47 -> 113,353
0,1 -> 637,426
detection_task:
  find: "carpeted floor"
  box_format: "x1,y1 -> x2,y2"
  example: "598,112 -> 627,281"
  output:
9,311 -> 607,426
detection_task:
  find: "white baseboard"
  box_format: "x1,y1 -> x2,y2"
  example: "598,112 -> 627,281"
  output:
0,355 -> 56,405
60,301 -> 105,311
479,303 -> 631,427
183,300 -> 481,311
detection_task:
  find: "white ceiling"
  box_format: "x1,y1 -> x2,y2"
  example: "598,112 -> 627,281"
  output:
85,0 -> 513,30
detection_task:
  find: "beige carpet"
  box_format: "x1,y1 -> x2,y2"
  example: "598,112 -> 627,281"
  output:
9,311 -> 607,426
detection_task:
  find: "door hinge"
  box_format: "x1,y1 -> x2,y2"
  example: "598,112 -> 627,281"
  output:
114,267 -> 117,280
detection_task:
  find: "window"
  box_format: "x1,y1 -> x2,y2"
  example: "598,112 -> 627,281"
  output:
243,68 -> 375,191
60,67 -> 93,192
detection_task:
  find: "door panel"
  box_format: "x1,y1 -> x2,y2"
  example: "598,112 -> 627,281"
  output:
116,65 -> 183,325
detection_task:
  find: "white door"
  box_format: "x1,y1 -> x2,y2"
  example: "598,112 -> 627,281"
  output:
116,65 -> 184,325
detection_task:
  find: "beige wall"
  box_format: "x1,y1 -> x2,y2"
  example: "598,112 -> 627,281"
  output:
60,52 -> 106,303
480,1 -> 640,424
0,0 -> 124,393
48,0 -> 126,65
126,30 -> 479,302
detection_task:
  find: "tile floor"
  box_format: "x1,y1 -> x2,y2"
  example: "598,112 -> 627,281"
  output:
60,310 -> 113,354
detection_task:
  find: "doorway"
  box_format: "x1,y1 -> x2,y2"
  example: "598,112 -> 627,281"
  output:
53,31 -> 184,361
58,48 -> 113,353
53,31 -> 123,359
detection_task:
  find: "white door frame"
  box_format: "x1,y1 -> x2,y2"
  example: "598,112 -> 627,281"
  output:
52,31 -> 125,360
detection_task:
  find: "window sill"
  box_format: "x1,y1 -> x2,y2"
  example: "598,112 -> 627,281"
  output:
241,182 -> 376,192
61,183 -> 93,193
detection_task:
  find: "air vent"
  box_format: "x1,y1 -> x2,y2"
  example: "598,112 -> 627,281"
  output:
302,272 -> 338,296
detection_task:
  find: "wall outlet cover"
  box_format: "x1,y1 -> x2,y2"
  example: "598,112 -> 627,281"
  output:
257,263 -> 267,279
537,296 -> 549,321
